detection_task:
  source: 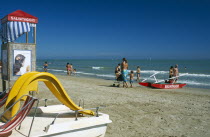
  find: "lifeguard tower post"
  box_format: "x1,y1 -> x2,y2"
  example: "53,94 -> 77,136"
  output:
0,10 -> 38,91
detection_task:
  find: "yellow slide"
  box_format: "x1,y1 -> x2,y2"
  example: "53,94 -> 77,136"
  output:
3,72 -> 94,120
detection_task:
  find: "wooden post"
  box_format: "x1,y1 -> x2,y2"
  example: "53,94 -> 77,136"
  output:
2,80 -> 6,91
34,26 -> 36,44
26,32 -> 29,43
1,42 -> 6,91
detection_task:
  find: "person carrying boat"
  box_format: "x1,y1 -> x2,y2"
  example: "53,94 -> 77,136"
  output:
173,64 -> 179,83
121,58 -> 129,88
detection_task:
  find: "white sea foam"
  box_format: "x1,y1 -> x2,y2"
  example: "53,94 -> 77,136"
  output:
92,67 -> 104,70
177,80 -> 210,86
141,70 -> 168,74
96,74 -> 115,78
185,73 -> 210,77
140,70 -> 210,78
48,69 -> 65,72
80,72 -> 96,76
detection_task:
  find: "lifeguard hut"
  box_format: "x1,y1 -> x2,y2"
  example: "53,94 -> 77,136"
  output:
0,10 -> 38,91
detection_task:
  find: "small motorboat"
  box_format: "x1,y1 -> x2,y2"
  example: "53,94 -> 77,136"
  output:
139,72 -> 187,89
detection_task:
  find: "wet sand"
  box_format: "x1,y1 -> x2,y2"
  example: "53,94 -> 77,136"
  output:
1,75 -> 210,137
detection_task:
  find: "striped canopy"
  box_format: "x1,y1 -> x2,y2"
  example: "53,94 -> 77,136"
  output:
0,21 -> 36,42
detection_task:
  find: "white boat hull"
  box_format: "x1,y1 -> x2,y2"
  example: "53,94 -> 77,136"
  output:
9,105 -> 112,137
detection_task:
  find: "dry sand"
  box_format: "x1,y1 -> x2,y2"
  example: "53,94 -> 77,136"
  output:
2,75 -> 210,137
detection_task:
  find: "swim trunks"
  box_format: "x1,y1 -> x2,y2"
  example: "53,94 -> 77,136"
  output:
122,70 -> 128,82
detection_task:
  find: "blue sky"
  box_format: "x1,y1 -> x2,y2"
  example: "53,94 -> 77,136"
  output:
0,0 -> 210,59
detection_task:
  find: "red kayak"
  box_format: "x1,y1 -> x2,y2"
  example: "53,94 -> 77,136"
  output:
139,82 -> 186,89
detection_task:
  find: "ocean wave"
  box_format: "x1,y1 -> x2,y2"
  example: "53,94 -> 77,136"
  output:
185,73 -> 210,77
141,70 -> 168,74
96,74 -> 115,78
139,70 -> 210,78
177,80 -> 210,86
77,72 -> 96,76
48,69 -> 65,72
92,67 -> 104,70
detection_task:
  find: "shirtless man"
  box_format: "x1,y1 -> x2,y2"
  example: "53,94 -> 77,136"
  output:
43,62 -> 48,72
121,58 -> 128,88
136,66 -> 141,82
173,64 -> 179,83
169,66 -> 174,78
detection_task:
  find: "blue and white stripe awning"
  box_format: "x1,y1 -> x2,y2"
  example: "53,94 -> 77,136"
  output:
0,21 -> 36,42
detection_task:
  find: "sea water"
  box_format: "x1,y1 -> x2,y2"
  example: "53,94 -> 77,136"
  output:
36,59 -> 210,89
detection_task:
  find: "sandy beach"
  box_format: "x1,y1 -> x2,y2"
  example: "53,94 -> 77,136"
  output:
1,74 -> 210,137
25,74 -> 209,137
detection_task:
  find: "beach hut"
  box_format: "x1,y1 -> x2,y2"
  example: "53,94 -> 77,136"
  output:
0,10 -> 38,43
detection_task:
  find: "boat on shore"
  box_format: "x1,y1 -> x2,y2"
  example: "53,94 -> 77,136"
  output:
139,82 -> 186,89
139,72 -> 187,89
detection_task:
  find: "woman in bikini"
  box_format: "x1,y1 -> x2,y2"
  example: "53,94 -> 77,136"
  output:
66,63 -> 71,75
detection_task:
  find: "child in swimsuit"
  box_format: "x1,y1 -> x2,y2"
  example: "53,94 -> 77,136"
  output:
129,70 -> 134,88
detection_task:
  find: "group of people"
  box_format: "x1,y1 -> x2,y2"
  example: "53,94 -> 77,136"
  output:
66,63 -> 76,76
168,64 -> 179,83
115,58 -> 141,88
43,62 -> 76,76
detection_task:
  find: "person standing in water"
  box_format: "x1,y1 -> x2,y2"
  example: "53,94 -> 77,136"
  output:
66,63 -> 71,75
167,66 -> 174,83
173,64 -> 179,83
169,66 -> 174,78
121,58 -> 128,88
136,66 -> 141,82
43,62 -> 48,72
70,64 -> 74,75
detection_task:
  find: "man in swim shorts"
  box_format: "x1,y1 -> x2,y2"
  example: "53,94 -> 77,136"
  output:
136,66 -> 141,82
43,62 -> 48,72
121,58 -> 129,88
173,64 -> 179,83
